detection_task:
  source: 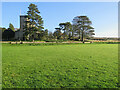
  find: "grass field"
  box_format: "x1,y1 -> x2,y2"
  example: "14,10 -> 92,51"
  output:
2,43 -> 118,88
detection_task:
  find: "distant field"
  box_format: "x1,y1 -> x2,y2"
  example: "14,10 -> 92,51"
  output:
2,43 -> 118,88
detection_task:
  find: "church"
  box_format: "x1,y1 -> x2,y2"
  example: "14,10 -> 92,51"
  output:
14,15 -> 29,40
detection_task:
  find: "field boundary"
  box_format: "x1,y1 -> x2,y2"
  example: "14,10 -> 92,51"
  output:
1,40 -> 120,43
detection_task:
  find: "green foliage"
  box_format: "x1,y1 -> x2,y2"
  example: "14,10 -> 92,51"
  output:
27,3 -> 44,40
2,44 -> 118,88
72,16 -> 95,41
44,29 -> 49,40
1,27 -> 6,33
2,28 -> 15,40
53,28 -> 62,40
9,23 -> 14,32
37,30 -> 49,40
48,32 -> 54,40
2,3 -> 95,41
54,16 -> 95,41
59,22 -> 72,40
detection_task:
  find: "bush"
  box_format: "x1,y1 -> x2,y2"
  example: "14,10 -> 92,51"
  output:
74,39 -> 79,41
45,40 -> 56,42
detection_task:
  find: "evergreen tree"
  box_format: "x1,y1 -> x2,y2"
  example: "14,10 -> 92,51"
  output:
44,29 -> 48,40
59,22 -> 72,40
53,28 -> 62,40
48,32 -> 53,40
9,23 -> 14,32
2,28 -> 15,40
27,3 -> 44,41
59,23 -> 66,39
73,16 -> 95,42
2,27 -> 6,33
65,22 -> 72,39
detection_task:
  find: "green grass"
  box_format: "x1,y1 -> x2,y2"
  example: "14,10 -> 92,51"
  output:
2,43 -> 118,88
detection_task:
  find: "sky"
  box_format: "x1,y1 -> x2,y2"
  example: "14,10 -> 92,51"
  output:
1,2 -> 118,37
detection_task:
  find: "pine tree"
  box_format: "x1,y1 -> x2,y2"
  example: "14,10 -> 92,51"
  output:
73,16 -> 95,42
27,3 -> 44,41
9,23 -> 14,32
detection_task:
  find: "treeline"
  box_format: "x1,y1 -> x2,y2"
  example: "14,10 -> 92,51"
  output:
1,23 -> 15,40
1,3 -> 95,42
52,16 -> 95,42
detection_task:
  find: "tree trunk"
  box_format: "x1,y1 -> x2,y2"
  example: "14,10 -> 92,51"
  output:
72,31 -> 74,39
32,34 -> 34,42
79,29 -> 80,40
69,32 -> 71,40
32,20 -> 34,41
64,30 -> 65,40
82,22 -> 85,43
81,30 -> 84,42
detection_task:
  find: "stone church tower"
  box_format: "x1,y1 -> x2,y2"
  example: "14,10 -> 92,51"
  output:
15,15 -> 28,40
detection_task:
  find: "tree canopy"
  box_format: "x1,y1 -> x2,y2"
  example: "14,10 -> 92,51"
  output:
24,3 -> 44,41
9,23 -> 14,32
2,28 -> 15,40
2,3 -> 95,42
72,16 -> 95,42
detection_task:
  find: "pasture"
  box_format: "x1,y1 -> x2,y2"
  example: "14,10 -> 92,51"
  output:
2,43 -> 118,88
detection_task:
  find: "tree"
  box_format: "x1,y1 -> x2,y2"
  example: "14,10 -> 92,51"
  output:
59,23 -> 66,39
1,27 -> 6,33
0,27 -> 6,40
2,28 -> 15,40
71,24 -> 78,40
73,17 -> 81,40
65,22 -> 72,39
9,23 -> 14,31
59,22 -> 72,40
44,29 -> 48,40
73,16 -> 95,42
38,30 -> 44,40
85,27 -> 95,39
48,32 -> 53,40
53,28 -> 62,40
23,20 -> 30,40
27,3 -> 44,41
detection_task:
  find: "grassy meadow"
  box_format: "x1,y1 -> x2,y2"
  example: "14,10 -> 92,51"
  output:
2,43 -> 118,88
